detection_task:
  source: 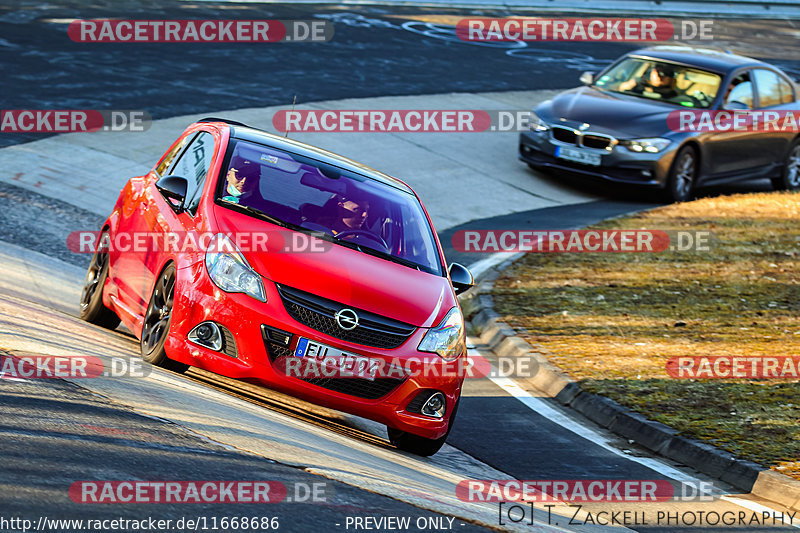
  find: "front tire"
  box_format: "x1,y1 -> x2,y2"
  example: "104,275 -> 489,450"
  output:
665,145 -> 697,203
80,231 -> 121,329
387,397 -> 460,457
772,139 -> 800,191
141,264 -> 188,373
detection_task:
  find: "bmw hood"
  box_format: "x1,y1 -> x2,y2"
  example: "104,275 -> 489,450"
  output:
539,86 -> 676,139
212,205 -> 453,328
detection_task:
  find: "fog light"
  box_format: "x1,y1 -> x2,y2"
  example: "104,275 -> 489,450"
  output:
188,321 -> 223,351
421,392 -> 446,418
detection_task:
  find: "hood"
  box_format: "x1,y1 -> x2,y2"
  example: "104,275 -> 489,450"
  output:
212,205 -> 453,328
540,86 -> 675,138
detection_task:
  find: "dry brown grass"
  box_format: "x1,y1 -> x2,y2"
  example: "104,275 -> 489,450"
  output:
494,192 -> 800,475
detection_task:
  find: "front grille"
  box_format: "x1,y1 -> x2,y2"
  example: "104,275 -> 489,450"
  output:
264,343 -> 405,400
581,134 -> 613,150
552,126 -> 616,150
276,284 -> 416,349
552,126 -> 577,144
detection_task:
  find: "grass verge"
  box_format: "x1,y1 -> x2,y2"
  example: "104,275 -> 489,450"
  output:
493,192 -> 800,478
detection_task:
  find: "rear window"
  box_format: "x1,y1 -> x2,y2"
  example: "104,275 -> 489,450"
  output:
216,140 -> 442,275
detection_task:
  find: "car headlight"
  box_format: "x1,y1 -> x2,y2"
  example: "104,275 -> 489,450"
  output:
622,138 -> 672,153
418,307 -> 466,362
205,233 -> 266,302
529,112 -> 550,132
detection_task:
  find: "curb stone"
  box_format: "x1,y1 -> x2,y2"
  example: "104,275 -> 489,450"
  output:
459,264 -> 800,512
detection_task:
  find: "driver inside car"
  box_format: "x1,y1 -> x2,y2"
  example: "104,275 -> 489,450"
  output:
618,64 -> 679,100
329,195 -> 370,236
222,157 -> 261,205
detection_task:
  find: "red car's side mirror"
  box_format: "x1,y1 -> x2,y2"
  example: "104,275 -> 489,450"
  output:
156,175 -> 189,211
449,262 -> 474,294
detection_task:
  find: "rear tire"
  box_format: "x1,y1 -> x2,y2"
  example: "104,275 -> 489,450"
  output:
140,264 -> 188,373
772,139 -> 800,191
665,145 -> 697,203
387,397 -> 460,457
80,231 -> 121,330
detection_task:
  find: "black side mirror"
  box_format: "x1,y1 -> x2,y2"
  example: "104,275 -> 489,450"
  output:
156,175 -> 189,211
580,71 -> 595,86
449,263 -> 474,295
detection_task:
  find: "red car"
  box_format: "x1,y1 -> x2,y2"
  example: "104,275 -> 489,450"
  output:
80,118 -> 474,456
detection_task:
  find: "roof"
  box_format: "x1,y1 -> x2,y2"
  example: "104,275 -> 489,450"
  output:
628,46 -> 766,74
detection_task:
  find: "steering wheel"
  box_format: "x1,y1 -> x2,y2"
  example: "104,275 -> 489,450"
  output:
691,91 -> 712,107
674,94 -> 703,108
334,229 -> 389,252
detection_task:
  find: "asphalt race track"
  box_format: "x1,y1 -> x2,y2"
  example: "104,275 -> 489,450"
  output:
2,1 -> 800,532
0,1 -> 642,147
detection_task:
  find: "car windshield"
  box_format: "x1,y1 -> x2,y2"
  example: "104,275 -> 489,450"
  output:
216,139 -> 442,275
594,57 -> 722,109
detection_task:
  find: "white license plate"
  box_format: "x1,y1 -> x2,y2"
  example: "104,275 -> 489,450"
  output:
555,145 -> 602,166
294,338 -> 379,381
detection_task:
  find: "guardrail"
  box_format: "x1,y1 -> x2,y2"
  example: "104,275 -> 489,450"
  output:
338,0 -> 800,18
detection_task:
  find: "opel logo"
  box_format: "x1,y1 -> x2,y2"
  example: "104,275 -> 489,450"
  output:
335,308 -> 359,331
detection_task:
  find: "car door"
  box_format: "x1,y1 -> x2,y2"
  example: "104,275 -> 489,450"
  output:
703,69 -> 763,178
111,133 -> 192,314
751,68 -> 797,167
137,130 -> 219,314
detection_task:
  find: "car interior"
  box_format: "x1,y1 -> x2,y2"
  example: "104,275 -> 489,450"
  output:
216,144 -> 438,270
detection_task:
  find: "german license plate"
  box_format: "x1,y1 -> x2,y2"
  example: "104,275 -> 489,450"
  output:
294,338 -> 379,381
555,145 -> 602,166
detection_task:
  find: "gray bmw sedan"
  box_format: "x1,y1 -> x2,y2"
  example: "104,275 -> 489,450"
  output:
519,46 -> 800,202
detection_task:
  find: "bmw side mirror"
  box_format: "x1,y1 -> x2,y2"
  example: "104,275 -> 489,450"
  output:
156,175 -> 189,211
580,71 -> 595,86
449,263 -> 474,295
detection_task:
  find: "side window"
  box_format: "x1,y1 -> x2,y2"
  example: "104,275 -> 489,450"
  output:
155,136 -> 190,176
753,69 -> 782,108
164,131 -> 216,216
777,76 -> 795,104
724,73 -> 753,109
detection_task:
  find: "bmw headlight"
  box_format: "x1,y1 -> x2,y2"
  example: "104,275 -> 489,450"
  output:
622,138 -> 672,153
418,307 -> 466,362
529,112 -> 550,133
205,233 -> 266,302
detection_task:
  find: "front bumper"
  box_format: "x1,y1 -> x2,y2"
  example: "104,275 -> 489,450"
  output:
519,130 -> 675,187
164,260 -> 462,440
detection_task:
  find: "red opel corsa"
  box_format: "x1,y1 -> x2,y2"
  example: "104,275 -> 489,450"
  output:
80,118 -> 474,456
